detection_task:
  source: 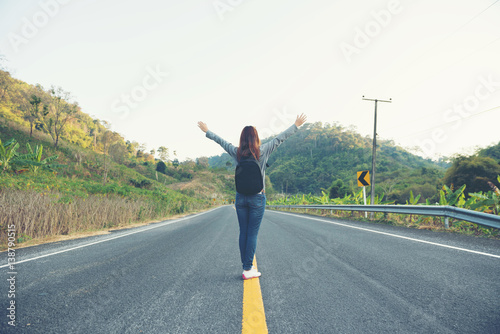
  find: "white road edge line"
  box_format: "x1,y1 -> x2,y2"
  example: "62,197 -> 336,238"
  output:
269,210 -> 500,259
0,206 -> 225,268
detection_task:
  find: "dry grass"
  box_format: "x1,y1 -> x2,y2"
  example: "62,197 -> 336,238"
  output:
165,171 -> 233,200
0,189 -> 190,250
6,208 -> 212,250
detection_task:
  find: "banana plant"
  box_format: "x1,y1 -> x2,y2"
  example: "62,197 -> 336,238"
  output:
468,178 -> 500,215
406,190 -> 421,205
376,193 -> 394,205
405,190 -> 421,223
353,189 -> 365,204
366,193 -> 393,205
13,143 -> 60,174
331,192 -> 353,205
490,177 -> 500,196
468,192 -> 498,214
313,191 -> 330,204
0,138 -> 19,173
300,194 -> 310,204
439,184 -> 466,207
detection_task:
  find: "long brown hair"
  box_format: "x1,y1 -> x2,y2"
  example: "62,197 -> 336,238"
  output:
237,126 -> 260,161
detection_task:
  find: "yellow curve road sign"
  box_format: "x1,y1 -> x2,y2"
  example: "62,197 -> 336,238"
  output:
357,170 -> 370,187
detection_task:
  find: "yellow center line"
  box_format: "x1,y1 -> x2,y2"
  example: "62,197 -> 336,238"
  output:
242,257 -> 268,334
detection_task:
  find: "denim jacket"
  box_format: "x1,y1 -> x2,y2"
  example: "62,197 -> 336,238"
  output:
205,124 -> 298,191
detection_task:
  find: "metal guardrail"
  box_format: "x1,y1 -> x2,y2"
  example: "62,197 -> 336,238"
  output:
266,204 -> 500,230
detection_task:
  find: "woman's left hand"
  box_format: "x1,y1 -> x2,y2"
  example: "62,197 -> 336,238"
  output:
198,121 -> 208,133
295,113 -> 307,127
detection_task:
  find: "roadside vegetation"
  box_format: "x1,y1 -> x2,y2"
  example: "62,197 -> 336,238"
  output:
266,176 -> 500,239
0,69 -> 232,250
210,121 -> 449,203
208,117 -> 500,239
1,67 -> 499,248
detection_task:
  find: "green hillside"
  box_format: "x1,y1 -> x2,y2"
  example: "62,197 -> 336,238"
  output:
209,122 -> 448,203
0,70 -> 232,249
1,67 -> 499,245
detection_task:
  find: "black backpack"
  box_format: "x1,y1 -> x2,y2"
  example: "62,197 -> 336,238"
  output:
235,158 -> 263,195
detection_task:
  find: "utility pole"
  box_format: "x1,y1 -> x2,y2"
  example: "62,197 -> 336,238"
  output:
362,96 -> 391,217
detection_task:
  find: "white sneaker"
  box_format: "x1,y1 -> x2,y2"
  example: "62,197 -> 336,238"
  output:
242,267 -> 261,280
242,266 -> 255,275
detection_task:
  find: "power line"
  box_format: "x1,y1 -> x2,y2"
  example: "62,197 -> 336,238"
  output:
379,4 -> 500,131
445,0 -> 499,37
400,0 -> 498,72
393,105 -> 500,139
393,36 -> 500,98
384,45 -> 500,131
362,96 -> 391,218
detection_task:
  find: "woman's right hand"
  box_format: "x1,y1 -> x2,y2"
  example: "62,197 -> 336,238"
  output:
295,113 -> 307,127
198,121 -> 208,133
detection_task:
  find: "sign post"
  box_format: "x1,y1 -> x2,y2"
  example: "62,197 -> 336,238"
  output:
357,170 -> 370,218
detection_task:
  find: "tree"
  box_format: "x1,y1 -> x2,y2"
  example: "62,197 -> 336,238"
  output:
0,69 -> 11,102
443,155 -> 500,194
136,143 -> 147,160
157,146 -> 169,162
328,179 -> 349,199
0,55 -> 7,71
156,160 -> 167,174
479,141 -> 500,163
143,152 -> 155,164
265,175 -> 274,194
100,122 -> 121,185
197,156 -> 209,168
127,141 -> 139,157
88,119 -> 101,151
23,85 -> 48,137
45,86 -> 78,148
109,141 -> 128,164
138,143 -> 147,153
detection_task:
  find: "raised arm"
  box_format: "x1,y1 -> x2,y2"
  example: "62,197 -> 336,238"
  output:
261,114 -> 307,157
198,121 -> 238,160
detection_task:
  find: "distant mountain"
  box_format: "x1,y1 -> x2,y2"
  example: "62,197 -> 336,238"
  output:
479,141 -> 500,163
208,122 -> 448,203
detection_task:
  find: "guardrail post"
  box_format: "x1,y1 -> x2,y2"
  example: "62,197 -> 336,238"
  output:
266,204 -> 500,230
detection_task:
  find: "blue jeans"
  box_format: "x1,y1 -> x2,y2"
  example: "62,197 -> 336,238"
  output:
235,192 -> 266,271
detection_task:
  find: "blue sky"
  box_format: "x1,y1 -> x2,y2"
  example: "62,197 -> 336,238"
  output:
1,0 -> 499,161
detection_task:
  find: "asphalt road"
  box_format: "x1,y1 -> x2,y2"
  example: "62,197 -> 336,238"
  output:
1,205 -> 500,333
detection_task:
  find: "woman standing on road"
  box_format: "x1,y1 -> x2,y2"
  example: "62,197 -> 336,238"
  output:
198,114 -> 307,280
